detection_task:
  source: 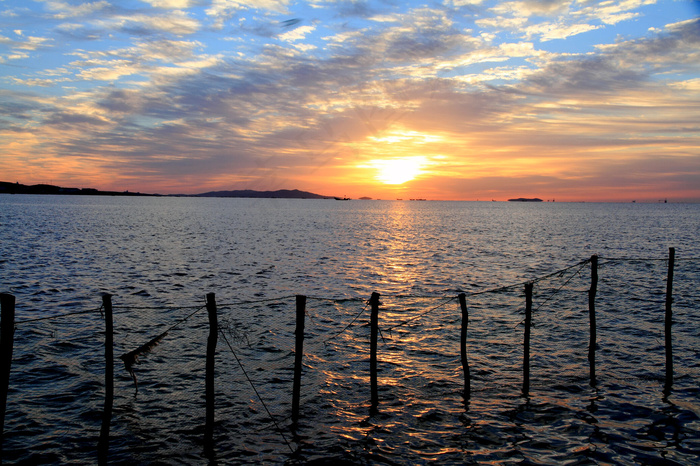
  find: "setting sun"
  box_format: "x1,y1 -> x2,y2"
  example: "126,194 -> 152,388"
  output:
372,157 -> 427,184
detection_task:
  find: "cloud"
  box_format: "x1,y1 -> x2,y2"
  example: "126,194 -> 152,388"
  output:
59,39 -> 213,83
44,1 -> 200,36
525,21 -> 600,41
491,0 -> 569,17
279,25 -> 316,42
142,0 -> 195,8
521,19 -> 700,96
0,34 -> 53,64
206,0 -> 292,29
475,15 -> 528,30
55,23 -> 106,41
43,0 -> 115,20
42,111 -> 109,128
574,0 -> 649,25
98,11 -> 201,36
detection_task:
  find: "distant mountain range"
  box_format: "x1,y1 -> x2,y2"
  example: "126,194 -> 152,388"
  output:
195,189 -> 331,199
0,181 -> 332,199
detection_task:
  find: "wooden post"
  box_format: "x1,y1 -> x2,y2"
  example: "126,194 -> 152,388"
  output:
291,295 -> 306,426
588,255 -> 598,387
664,247 -> 675,394
205,293 -> 218,452
523,283 -> 533,396
0,293 -> 16,455
98,294 -> 114,463
458,293 -> 470,400
369,292 -> 380,414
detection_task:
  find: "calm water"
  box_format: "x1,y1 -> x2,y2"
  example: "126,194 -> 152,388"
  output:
1,195 -> 699,464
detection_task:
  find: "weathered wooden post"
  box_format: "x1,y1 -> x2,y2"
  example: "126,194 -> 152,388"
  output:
523,283 -> 533,396
205,293 -> 218,452
664,247 -> 675,395
458,293 -> 470,400
588,255 -> 598,387
292,295 -> 306,426
98,294 -> 114,464
0,293 -> 16,455
369,292 -> 380,414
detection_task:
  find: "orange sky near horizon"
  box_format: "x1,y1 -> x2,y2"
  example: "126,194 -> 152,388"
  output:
4,121 -> 698,202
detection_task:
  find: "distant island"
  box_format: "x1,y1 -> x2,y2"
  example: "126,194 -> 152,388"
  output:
0,181 -> 155,197
0,181 -> 334,199
196,189 -> 330,199
508,197 -> 543,202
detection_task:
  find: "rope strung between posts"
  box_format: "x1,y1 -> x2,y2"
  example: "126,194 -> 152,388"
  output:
449,258 -> 592,299
218,328 -> 295,454
15,306 -> 102,325
322,298 -> 370,346
511,259 -> 591,328
532,259 -> 590,314
120,304 -> 207,393
217,295 -> 297,309
306,296 -> 367,303
380,259 -> 593,334
303,259 -> 597,344
111,304 -> 205,310
384,295 -> 458,333
599,256 -> 700,262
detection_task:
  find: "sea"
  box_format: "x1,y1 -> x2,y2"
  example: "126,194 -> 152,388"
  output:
0,194 -> 698,465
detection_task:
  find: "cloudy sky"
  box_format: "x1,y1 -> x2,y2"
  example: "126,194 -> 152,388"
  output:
1,0 -> 699,201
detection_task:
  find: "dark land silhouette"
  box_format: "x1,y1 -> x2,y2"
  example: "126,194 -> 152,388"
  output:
0,181 -> 331,199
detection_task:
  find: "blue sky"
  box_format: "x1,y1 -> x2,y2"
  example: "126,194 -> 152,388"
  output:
1,0 -> 699,200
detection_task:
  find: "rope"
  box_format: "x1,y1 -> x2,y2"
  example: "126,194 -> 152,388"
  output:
119,304 -> 208,392
384,295 -> 458,333
160,304 -> 207,335
440,258 -> 592,304
599,256 -> 700,262
15,307 -> 101,324
322,299 -> 370,345
218,329 -> 295,454
113,304 -> 205,311
455,260 -> 588,299
217,295 -> 297,309
533,260 -> 590,314
306,296 -> 366,303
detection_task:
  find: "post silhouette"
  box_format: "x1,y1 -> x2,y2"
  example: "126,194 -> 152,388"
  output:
292,295 -> 306,426
0,293 -> 16,456
369,292 -> 380,413
664,247 -> 675,394
205,293 -> 218,452
588,255 -> 598,387
458,293 -> 470,400
98,294 -> 114,464
523,283 -> 533,396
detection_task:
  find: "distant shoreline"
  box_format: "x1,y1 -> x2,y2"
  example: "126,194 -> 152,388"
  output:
0,181 -> 332,199
0,181 -> 157,197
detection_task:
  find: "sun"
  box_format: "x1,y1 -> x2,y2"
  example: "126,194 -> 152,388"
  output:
373,157 -> 426,184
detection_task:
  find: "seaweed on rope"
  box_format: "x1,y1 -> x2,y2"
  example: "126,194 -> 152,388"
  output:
117,304 -> 206,393
119,331 -> 168,394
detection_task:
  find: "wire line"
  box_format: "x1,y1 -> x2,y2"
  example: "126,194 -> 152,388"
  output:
219,329 -> 295,454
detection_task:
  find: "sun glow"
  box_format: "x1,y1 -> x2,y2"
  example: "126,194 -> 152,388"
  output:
372,157 -> 427,184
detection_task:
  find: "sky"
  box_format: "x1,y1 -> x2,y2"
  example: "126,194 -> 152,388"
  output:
1,0 -> 699,201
